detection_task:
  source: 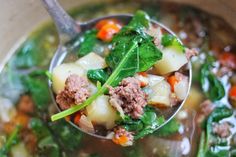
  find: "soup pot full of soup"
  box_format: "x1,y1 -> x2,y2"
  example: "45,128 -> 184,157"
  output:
0,0 -> 236,157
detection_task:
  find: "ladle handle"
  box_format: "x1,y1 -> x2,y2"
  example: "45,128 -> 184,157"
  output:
41,0 -> 80,42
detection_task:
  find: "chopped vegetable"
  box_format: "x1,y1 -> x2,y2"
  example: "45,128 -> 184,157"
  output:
161,34 -> 185,53
200,62 -> 225,101
167,75 -> 179,92
154,118 -> 180,137
87,68 -> 110,84
229,85 -> 236,98
78,29 -> 98,57
219,52 -> 236,70
97,22 -> 121,42
0,126 -> 21,157
95,19 -> 119,30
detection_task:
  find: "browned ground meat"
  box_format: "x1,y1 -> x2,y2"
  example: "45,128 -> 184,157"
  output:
213,122 -> 231,138
56,74 -> 90,110
185,48 -> 199,60
109,77 -> 147,119
197,100 -> 215,123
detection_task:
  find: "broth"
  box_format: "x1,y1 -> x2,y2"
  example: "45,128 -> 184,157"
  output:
0,1 -> 236,157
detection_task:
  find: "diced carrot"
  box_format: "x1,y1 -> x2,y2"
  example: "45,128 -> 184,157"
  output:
219,52 -> 236,70
95,19 -> 119,30
13,112 -> 30,128
140,81 -> 147,87
167,75 -> 180,92
97,23 -> 121,42
229,85 -> 236,98
138,72 -> 148,77
73,113 -> 82,125
112,135 -> 128,145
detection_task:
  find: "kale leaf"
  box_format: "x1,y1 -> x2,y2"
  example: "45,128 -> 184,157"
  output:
197,106 -> 233,157
153,118 -> 180,137
87,68 -> 110,84
29,118 -> 61,157
200,58 -> 225,101
78,29 -> 98,57
0,126 -> 21,157
50,120 -> 83,151
161,34 -> 185,53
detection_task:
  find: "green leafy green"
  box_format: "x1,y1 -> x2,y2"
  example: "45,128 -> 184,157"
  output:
153,118 -> 180,137
22,76 -> 51,110
197,107 -> 233,157
78,29 -> 98,57
50,120 -> 83,151
0,126 -> 21,157
51,10 -> 162,121
116,106 -> 165,140
161,34 -> 185,53
200,58 -> 225,101
87,69 -> 110,84
29,118 -> 60,157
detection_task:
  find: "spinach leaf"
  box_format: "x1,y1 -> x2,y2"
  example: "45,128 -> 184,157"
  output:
197,107 -> 233,157
0,126 -> 21,157
161,34 -> 185,53
29,118 -> 61,157
50,120 -> 83,151
51,11 -> 162,121
87,68 -> 110,84
78,29 -> 98,57
153,118 -> 180,137
200,62 -> 225,101
22,76 -> 51,110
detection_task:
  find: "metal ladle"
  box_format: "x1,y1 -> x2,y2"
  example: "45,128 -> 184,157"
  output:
42,0 -> 192,139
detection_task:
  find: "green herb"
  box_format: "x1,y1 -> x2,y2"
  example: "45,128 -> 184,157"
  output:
200,59 -> 225,101
51,11 -> 162,121
78,29 -> 98,57
154,118 -> 180,137
161,34 -> 185,53
87,69 -> 110,84
197,107 -> 233,157
0,126 -> 21,157
29,118 -> 61,157
23,76 -> 51,110
116,106 -> 165,140
50,120 -> 83,151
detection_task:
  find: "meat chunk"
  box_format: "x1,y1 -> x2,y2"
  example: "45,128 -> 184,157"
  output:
112,127 -> 134,146
185,48 -> 198,60
197,100 -> 215,123
213,122 -> 231,138
56,74 -> 90,110
109,77 -> 147,119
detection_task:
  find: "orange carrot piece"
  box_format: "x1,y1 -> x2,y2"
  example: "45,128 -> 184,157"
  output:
138,72 -> 148,77
95,19 -> 119,30
97,23 -> 121,42
229,85 -> 236,98
112,135 -> 128,145
73,113 -> 82,125
219,52 -> 236,69
167,75 -> 179,92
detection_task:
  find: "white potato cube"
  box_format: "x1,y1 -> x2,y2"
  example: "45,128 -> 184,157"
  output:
76,52 -> 107,70
10,143 -> 30,157
52,63 -> 86,94
148,80 -> 171,107
86,95 -> 119,129
174,79 -> 189,100
147,74 -> 164,86
154,47 -> 188,75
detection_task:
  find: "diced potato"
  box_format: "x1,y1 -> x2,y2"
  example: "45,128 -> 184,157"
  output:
135,74 -> 164,87
0,97 -> 16,123
86,95 -> 119,129
147,74 -> 164,87
10,143 -> 30,157
154,47 -> 188,75
52,63 -> 86,94
148,80 -> 171,107
76,52 -> 107,70
174,79 -> 189,100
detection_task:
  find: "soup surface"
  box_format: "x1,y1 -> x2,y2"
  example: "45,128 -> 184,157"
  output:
0,1 -> 236,157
